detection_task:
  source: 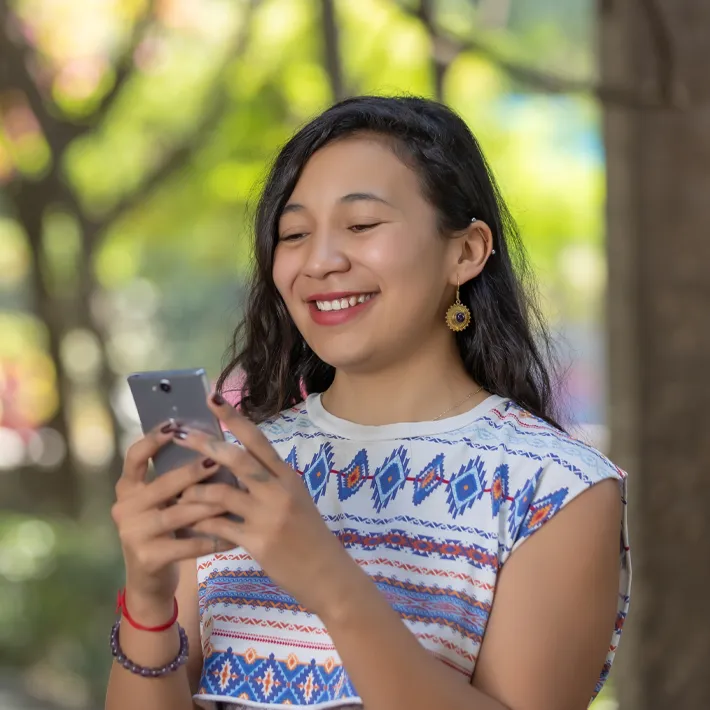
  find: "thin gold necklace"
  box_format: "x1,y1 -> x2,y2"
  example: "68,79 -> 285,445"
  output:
432,385 -> 485,421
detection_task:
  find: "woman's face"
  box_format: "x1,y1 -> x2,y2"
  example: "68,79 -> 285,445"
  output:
273,135 -> 456,373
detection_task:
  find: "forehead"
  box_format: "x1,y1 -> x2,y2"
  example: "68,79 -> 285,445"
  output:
288,135 -> 419,203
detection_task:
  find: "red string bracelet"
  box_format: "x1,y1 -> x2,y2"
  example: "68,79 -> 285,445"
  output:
116,588 -> 179,632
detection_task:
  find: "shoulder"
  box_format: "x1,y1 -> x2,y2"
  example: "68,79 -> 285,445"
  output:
478,399 -> 625,484
475,400 -> 627,558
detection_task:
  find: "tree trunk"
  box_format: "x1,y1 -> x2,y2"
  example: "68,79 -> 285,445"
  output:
601,1 -> 710,708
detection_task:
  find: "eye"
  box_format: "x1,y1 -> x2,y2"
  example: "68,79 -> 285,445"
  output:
349,223 -> 381,234
279,232 -> 308,242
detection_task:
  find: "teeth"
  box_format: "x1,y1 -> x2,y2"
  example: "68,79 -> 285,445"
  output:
315,293 -> 374,312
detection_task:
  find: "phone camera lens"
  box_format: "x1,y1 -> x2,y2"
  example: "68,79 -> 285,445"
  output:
159,379 -> 171,393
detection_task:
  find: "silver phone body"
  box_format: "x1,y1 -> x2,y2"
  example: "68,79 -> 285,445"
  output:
127,368 -> 235,488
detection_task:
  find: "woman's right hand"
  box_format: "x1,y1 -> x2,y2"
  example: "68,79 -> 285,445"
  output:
111,422 -> 230,613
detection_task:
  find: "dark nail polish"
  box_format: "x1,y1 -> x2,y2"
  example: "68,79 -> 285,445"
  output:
160,423 -> 174,433
211,393 -> 225,406
202,458 -> 216,468
173,430 -> 188,440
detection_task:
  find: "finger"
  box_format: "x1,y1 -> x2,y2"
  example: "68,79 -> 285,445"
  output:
117,457 -> 223,514
138,458 -> 227,511
121,421 -> 177,484
191,516 -> 243,547
208,393 -> 286,475
123,503 -> 226,542
136,535 -> 233,572
180,482 -> 249,520
172,427 -> 274,488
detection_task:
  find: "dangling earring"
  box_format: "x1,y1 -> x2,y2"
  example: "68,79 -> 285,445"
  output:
445,276 -> 471,332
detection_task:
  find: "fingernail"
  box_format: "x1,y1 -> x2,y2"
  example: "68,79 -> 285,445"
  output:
173,429 -> 188,440
160,423 -> 174,433
202,458 -> 216,468
211,393 -> 225,406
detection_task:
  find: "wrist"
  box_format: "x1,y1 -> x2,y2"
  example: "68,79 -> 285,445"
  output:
318,555 -> 372,627
122,587 -> 177,628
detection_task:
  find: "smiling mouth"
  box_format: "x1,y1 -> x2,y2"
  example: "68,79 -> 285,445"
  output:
313,293 -> 377,312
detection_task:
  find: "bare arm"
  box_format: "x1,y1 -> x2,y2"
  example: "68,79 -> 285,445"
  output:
318,479 -> 622,710
472,479 -> 622,710
105,559 -> 204,710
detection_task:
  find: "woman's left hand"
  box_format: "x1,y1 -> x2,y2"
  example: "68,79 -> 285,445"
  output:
173,394 -> 359,619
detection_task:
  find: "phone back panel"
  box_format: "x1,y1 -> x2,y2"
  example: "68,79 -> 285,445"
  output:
128,368 -> 224,477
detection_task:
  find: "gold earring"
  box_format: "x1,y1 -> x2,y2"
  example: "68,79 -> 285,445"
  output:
445,277 -> 471,332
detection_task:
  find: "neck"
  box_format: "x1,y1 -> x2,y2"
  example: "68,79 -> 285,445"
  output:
320,334 -> 486,426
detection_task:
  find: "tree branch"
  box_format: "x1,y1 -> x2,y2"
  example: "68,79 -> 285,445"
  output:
320,0 -> 347,102
89,0 -> 262,237
418,0 -> 447,101
403,1 -> 670,109
90,0 -> 158,126
0,1 -> 77,159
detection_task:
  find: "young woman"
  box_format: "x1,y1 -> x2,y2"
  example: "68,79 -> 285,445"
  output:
106,96 -> 631,710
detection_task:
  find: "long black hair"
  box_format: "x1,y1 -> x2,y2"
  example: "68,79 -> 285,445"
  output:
217,95 -> 564,429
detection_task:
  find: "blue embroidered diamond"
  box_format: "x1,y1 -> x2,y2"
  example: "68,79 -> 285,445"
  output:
248,653 -> 289,704
371,447 -> 409,512
338,449 -> 369,501
302,443 -> 333,503
412,454 -> 445,505
446,457 -> 485,518
284,445 -> 299,471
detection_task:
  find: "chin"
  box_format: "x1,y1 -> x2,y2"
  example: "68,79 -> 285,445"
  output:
307,338 -> 379,375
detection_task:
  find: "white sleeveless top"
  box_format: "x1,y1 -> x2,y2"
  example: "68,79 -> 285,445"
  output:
194,395 -> 631,709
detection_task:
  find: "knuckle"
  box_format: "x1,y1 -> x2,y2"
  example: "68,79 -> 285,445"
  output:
133,545 -> 154,570
110,502 -> 124,524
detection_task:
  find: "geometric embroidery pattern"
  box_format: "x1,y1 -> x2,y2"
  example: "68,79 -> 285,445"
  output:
284,445 -> 299,471
518,487 -> 569,539
200,648 -> 356,706
371,446 -> 409,512
337,449 -> 369,502
412,453 -> 445,506
490,463 -> 509,516
446,456 -> 486,518
302,443 -> 334,503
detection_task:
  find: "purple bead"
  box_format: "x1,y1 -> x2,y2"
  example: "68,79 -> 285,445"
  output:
455,312 -> 466,323
109,618 -> 188,678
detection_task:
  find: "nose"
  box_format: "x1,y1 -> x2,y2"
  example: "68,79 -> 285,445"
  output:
301,228 -> 350,279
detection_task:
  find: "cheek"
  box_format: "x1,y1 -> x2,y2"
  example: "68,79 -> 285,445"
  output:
363,227 -> 444,289
272,249 -> 298,302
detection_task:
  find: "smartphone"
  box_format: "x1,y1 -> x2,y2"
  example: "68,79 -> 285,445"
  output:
127,368 -> 235,488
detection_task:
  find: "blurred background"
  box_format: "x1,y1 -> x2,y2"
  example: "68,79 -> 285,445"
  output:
1,0 -> 708,708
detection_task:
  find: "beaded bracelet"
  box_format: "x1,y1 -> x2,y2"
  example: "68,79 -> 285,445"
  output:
110,618 -> 189,677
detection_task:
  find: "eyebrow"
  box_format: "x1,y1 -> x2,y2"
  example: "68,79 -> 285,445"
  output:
281,192 -> 393,216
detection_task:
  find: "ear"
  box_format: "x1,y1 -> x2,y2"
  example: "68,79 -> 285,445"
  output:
447,218 -> 494,285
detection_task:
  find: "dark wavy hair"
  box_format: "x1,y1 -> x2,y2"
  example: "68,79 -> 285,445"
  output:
217,95 -> 563,429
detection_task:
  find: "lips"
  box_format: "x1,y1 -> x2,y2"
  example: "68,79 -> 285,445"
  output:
314,293 -> 376,311
305,291 -> 378,326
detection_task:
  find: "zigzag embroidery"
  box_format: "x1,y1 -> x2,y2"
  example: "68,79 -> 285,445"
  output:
269,430 -> 348,445
458,440 -> 595,486
198,552 -> 252,571
211,615 -> 330,636
397,611 -> 484,642
201,596 -> 306,613
213,630 -> 337,652
416,633 -> 478,663
321,512 -> 498,540
337,527 -> 499,572
486,408 -> 618,471
357,556 -> 496,592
